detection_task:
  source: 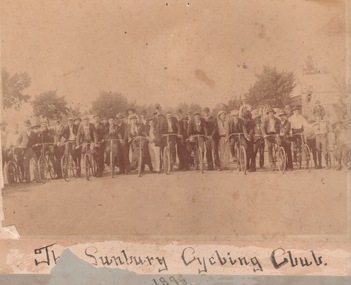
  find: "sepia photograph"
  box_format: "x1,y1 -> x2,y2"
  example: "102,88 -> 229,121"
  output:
0,0 -> 350,244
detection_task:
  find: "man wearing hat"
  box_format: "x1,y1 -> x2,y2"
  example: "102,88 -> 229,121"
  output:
115,113 -> 130,174
74,117 -> 82,128
239,98 -> 252,119
278,110 -> 293,170
61,117 -> 80,176
153,105 -> 168,165
226,109 -> 245,163
253,116 -> 265,169
313,112 -> 329,169
163,110 -> 179,169
289,106 -> 308,164
51,116 -> 65,179
313,100 -> 326,120
93,114 -> 106,177
261,108 -> 281,169
203,107 -> 220,170
17,120 -> 40,183
216,110 -> 229,170
175,108 -> 189,170
333,121 -> 350,170
76,116 -> 98,170
242,110 -> 255,171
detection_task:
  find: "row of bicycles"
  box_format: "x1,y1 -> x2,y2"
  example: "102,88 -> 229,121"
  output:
5,132 -> 313,186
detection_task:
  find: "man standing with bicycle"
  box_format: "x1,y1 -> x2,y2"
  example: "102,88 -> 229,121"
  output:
76,116 -> 98,168
203,107 -> 219,171
175,109 -> 189,171
278,110 -> 293,170
288,106 -> 308,164
242,110 -> 255,172
165,110 -> 178,169
261,108 -> 281,169
61,117 -> 80,176
115,113 -> 131,174
17,120 -> 40,183
93,114 -> 105,177
226,110 -> 246,164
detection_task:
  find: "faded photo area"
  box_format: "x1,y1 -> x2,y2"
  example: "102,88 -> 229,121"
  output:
0,0 -> 350,241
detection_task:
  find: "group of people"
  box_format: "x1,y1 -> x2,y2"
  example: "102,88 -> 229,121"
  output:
1,102 -> 350,184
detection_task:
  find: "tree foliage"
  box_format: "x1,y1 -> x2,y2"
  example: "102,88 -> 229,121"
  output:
2,68 -> 31,109
31,90 -> 68,120
91,91 -> 133,117
245,66 -> 296,109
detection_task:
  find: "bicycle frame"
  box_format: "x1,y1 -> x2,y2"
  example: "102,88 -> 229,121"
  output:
102,138 -> 125,178
228,133 -> 247,174
161,134 -> 179,174
130,136 -> 149,177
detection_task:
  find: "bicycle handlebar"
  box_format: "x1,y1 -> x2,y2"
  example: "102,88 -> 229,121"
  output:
228,133 -> 244,139
130,136 -> 149,143
161,134 -> 180,138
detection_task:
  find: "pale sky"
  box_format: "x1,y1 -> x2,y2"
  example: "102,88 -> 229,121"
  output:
1,0 -> 347,112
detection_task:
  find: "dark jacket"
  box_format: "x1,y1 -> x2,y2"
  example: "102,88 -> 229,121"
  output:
242,120 -> 255,142
226,118 -> 244,138
205,116 -> 219,140
187,118 -> 208,137
18,130 -> 38,148
94,122 -> 105,142
155,114 -> 168,135
115,122 -> 128,144
261,117 -> 281,136
76,123 -> 98,145
165,117 -> 179,134
61,125 -> 78,141
37,129 -> 54,143
104,123 -> 118,139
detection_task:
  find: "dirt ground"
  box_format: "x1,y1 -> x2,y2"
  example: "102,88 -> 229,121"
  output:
2,168 -> 349,241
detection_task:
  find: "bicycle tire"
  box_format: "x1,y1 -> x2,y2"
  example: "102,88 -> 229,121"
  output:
7,161 -> 18,186
277,146 -> 286,173
198,145 -> 204,173
303,144 -> 312,172
163,146 -> 170,175
92,156 -> 98,177
109,147 -> 113,178
239,145 -> 247,174
69,157 -> 77,178
85,154 -> 91,181
38,155 -> 47,181
61,155 -> 70,182
47,157 -> 57,179
138,147 -> 143,177
16,162 -> 24,183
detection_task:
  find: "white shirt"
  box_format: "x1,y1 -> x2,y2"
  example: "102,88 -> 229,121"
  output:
68,125 -> 76,141
289,114 -> 308,130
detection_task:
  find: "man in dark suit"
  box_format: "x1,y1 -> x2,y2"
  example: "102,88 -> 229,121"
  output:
115,113 -> 130,174
17,120 -> 40,183
226,109 -> 246,163
278,110 -> 293,170
242,110 -> 255,172
93,114 -> 106,177
187,112 -> 208,169
203,107 -> 219,170
61,117 -> 80,175
164,110 -> 178,167
261,108 -> 281,168
175,109 -> 189,171
76,116 -> 98,159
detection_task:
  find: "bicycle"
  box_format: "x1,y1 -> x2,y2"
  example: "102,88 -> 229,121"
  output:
102,138 -> 125,178
188,134 -> 213,173
6,147 -> 24,186
61,141 -> 79,182
76,142 -> 98,181
161,134 -> 179,175
264,134 -> 286,173
37,142 -> 57,181
291,133 -> 312,171
228,133 -> 247,174
130,136 -> 149,177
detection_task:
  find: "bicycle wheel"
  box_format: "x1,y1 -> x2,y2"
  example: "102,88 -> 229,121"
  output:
303,144 -> 312,172
16,162 -> 24,183
7,161 -> 18,186
239,145 -> 247,174
47,157 -> 57,179
277,146 -> 286,173
38,155 -> 48,181
110,148 -> 115,178
163,146 -> 171,175
92,156 -> 98,177
84,154 -> 91,181
198,146 -> 204,173
138,148 -> 143,177
61,155 -> 70,182
70,157 -> 77,178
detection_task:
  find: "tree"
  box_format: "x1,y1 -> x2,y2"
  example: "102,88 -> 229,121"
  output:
31,90 -> 68,120
67,102 -> 82,118
91,91 -> 132,117
245,66 -> 296,109
2,68 -> 31,109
